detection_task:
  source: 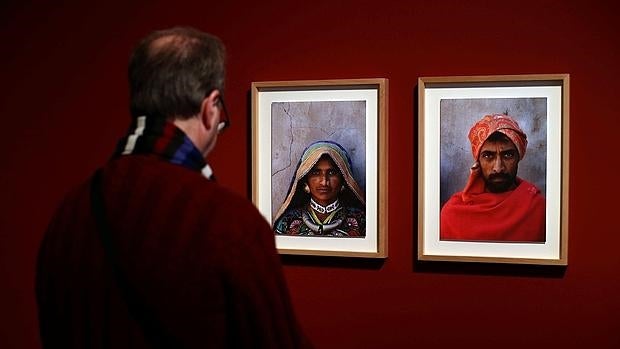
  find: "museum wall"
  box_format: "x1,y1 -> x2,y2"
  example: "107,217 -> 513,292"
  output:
1,1 -> 618,348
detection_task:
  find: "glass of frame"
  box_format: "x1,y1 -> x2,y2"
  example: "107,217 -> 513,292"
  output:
418,74 -> 569,265
251,79 -> 388,258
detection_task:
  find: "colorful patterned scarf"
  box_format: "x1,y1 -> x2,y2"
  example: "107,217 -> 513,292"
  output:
468,114 -> 528,160
114,116 -> 215,179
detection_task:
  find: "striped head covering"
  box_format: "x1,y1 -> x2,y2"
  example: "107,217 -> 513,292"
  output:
274,141 -> 365,222
468,114 -> 528,161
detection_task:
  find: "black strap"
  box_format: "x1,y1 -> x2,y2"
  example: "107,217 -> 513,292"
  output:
90,168 -> 182,348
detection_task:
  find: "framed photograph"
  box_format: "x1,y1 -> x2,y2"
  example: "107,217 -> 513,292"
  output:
418,74 -> 569,265
251,79 -> 388,258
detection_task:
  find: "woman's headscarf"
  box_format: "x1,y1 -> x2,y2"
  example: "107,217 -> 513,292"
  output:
274,141 -> 365,222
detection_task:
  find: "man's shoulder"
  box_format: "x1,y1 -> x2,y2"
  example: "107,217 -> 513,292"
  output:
516,178 -> 545,199
441,191 -> 465,210
105,156 -> 263,220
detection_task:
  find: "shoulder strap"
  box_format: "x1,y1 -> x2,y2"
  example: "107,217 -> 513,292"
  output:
90,168 -> 183,348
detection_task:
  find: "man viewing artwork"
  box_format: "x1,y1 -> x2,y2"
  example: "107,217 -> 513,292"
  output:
36,26 -> 311,348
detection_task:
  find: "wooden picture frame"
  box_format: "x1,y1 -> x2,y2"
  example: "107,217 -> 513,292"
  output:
252,79 -> 388,258
418,74 -> 569,265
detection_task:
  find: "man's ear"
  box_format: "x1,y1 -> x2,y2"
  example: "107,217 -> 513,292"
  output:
200,89 -> 220,131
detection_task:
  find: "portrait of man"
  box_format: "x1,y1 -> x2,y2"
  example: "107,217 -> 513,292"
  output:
439,98 -> 547,243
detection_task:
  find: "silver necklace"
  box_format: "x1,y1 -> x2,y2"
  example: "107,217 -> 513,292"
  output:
301,211 -> 343,235
310,198 -> 339,214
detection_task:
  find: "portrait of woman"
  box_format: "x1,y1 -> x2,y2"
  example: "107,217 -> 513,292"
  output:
273,141 -> 366,237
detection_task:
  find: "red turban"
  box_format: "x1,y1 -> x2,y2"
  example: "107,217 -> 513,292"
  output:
468,114 -> 528,161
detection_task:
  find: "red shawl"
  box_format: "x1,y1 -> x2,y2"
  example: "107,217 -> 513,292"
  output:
440,170 -> 546,242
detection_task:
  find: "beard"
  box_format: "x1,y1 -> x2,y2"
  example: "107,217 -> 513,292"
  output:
484,172 -> 517,193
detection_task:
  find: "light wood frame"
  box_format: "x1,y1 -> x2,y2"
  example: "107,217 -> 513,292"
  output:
252,79 -> 388,258
418,74 -> 569,265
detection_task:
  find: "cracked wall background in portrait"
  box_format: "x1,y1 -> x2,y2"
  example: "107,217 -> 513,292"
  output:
271,100 -> 366,221
440,97 -> 547,208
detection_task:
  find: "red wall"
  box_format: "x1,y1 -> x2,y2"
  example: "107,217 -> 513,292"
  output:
2,1 -> 619,348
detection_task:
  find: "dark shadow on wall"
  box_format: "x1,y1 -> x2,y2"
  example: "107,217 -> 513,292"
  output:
413,259 -> 567,279
246,89 -> 254,200
281,254 -> 386,270
412,83 -> 420,274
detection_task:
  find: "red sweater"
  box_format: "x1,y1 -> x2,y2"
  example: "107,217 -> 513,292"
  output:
36,155 -> 310,348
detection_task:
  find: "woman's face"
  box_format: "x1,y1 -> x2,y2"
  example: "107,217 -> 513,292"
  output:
306,156 -> 343,205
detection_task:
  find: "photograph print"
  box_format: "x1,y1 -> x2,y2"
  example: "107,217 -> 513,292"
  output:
418,74 -> 569,265
252,79 -> 388,257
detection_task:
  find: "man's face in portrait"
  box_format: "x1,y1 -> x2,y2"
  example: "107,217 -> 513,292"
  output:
306,155 -> 343,205
478,133 -> 519,193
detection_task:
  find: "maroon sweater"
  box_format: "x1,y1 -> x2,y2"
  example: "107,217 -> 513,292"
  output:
36,155 -> 310,348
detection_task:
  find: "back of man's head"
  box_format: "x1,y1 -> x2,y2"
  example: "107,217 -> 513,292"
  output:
128,27 -> 226,120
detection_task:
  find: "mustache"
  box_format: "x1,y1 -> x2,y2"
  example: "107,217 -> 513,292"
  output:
488,173 -> 511,180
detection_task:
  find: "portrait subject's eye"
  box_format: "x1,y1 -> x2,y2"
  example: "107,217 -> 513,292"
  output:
327,169 -> 339,176
480,152 -> 494,160
502,151 -> 516,160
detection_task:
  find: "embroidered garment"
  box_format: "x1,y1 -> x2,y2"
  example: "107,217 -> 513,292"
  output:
275,206 -> 365,237
273,141 -> 366,237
